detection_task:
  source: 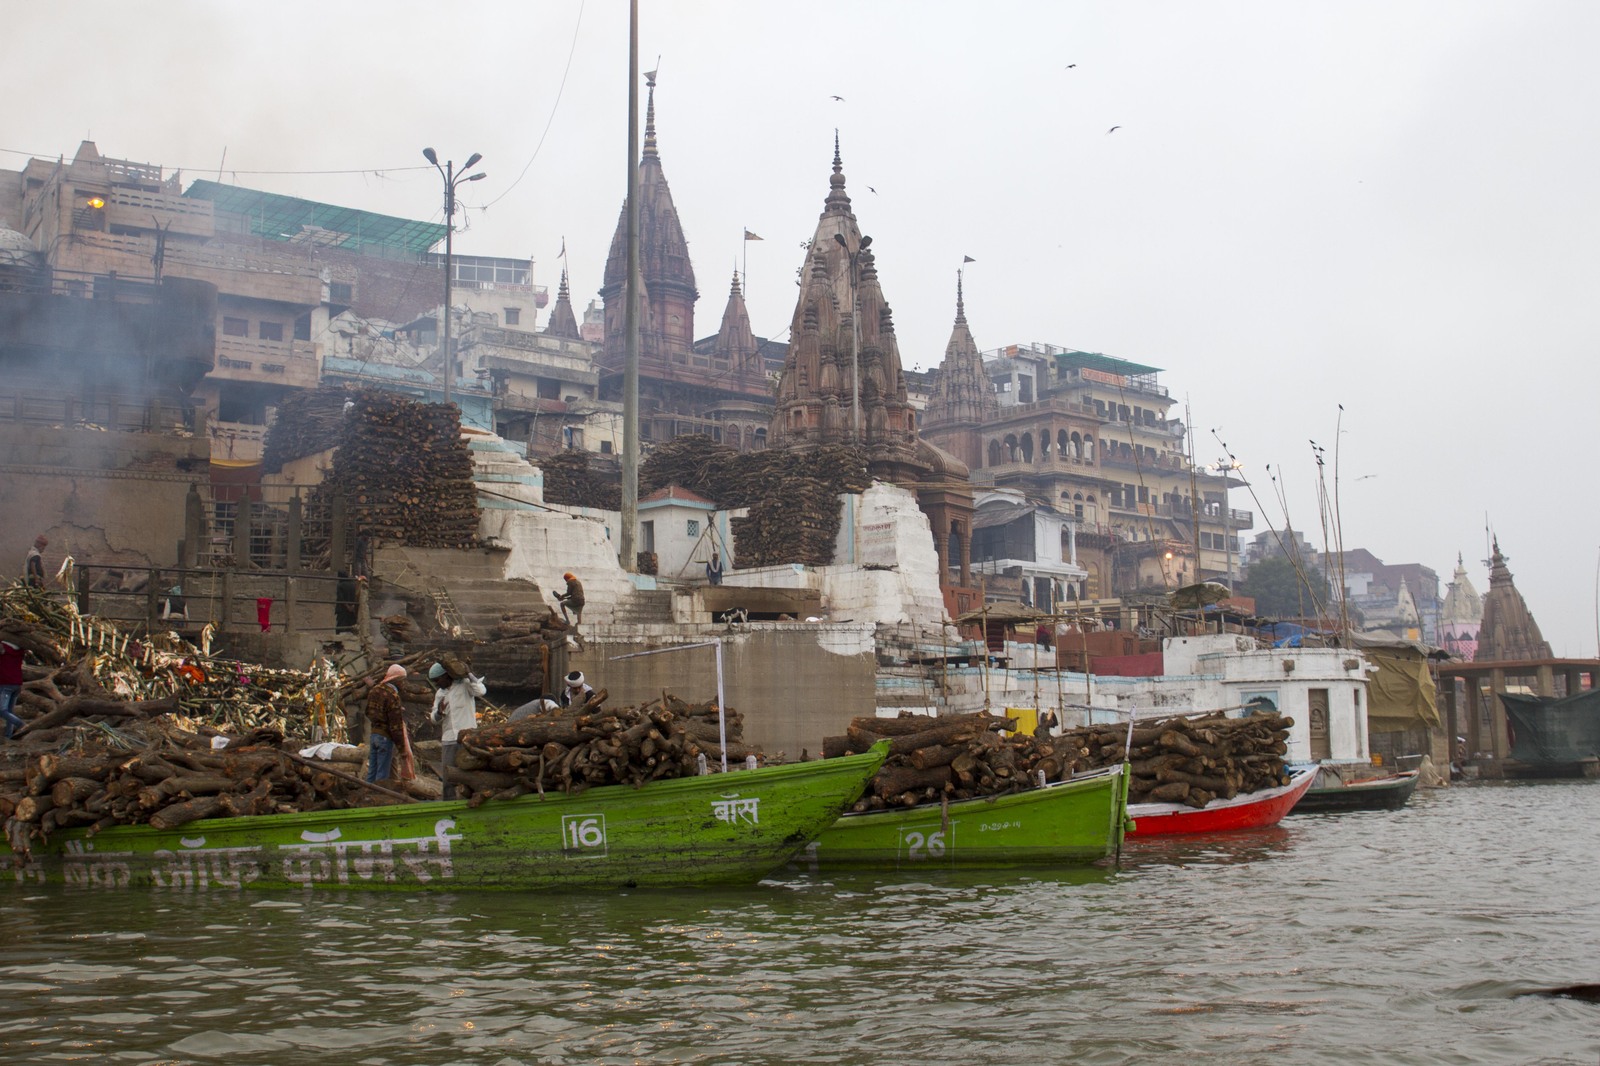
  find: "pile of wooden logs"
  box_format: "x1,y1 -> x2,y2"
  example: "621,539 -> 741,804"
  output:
308,390 -> 479,549
261,387 -> 353,471
1,722 -> 406,858
0,595 -> 339,748
825,711 -> 1050,811
825,710 -> 1292,812
640,435 -> 871,510
540,451 -> 621,512
448,693 -> 758,804
1055,712 -> 1292,808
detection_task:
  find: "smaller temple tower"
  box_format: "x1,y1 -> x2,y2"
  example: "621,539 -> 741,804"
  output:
920,271 -> 999,473
1438,552 -> 1483,660
544,268 -> 581,340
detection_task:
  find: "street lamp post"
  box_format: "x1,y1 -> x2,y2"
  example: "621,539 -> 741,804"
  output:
832,232 -> 871,442
422,148 -> 486,408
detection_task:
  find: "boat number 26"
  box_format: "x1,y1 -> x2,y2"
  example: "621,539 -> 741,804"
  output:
561,813 -> 608,855
900,828 -> 947,861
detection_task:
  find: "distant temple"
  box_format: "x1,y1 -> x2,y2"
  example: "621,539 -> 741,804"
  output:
1474,538 -> 1551,661
1437,552 -> 1483,660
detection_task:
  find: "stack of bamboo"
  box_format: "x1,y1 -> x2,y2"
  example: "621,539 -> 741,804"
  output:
311,390 -> 479,549
1,722 -> 394,858
448,693 -> 758,804
1054,712 -> 1293,808
824,711 -> 1054,811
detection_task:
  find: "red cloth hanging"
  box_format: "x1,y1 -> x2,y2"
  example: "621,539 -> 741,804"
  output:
256,597 -> 273,632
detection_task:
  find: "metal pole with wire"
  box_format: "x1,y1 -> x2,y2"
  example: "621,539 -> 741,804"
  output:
422,148 -> 486,409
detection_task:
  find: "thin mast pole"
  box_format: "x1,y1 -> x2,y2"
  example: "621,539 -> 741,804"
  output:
442,162 -> 454,409
620,0 -> 640,571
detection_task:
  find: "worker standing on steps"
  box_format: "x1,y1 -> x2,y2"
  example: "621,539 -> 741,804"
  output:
555,571 -> 585,627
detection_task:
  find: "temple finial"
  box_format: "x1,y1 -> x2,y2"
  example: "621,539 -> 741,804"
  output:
644,73 -> 659,158
833,129 -> 842,174
955,270 -> 966,326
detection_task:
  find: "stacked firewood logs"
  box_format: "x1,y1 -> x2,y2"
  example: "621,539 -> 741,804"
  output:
448,693 -> 760,805
639,436 -> 871,509
307,390 -> 479,549
261,387 -> 352,471
826,710 -> 1292,812
540,451 -> 621,512
825,711 -> 1046,811
1,722 -> 407,859
1055,712 -> 1292,808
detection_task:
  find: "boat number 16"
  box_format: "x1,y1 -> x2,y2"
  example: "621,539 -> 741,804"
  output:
562,814 -> 608,856
900,828 -> 947,861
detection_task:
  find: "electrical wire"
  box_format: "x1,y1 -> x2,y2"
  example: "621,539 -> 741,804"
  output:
479,0 -> 587,212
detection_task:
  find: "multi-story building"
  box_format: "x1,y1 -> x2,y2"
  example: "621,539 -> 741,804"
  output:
922,333 -> 1249,600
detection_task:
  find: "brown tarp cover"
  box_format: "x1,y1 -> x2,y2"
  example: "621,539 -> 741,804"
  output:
1358,639 -> 1441,728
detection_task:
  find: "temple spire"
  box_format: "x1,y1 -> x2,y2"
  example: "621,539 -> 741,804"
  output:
644,71 -> 659,158
955,270 -> 967,327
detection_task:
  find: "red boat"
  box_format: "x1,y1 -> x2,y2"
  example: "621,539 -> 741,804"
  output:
1127,768 -> 1316,837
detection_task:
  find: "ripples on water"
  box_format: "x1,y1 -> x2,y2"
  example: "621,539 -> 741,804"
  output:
1,782 -> 1597,1066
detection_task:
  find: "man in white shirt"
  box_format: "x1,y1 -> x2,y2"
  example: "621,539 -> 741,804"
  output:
429,662 -> 486,801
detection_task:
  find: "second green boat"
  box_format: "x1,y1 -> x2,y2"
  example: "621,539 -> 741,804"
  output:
799,764 -> 1129,871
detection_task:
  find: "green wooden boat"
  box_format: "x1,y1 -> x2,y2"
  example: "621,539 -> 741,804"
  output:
800,764 -> 1129,871
4,744 -> 889,892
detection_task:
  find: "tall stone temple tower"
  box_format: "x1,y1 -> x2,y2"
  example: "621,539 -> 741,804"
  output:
1475,538 -> 1552,661
770,136 -> 924,484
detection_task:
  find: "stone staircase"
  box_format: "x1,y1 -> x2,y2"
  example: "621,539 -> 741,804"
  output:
372,546 -> 547,637
606,588 -> 675,626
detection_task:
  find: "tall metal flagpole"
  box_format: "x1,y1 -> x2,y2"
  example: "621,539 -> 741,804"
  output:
620,0 -> 640,572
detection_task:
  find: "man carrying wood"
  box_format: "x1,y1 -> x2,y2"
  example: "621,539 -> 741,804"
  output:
555,572 -> 585,626
429,660 -> 485,800
365,663 -> 407,783
559,670 -> 595,709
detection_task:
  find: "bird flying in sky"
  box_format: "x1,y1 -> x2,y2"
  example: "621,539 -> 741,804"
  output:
866,185 -> 877,194
830,95 -> 845,101
1066,63 -> 1077,68
1106,125 -> 1122,134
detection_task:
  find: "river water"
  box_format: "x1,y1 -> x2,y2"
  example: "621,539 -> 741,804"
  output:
1,780 -> 1596,1066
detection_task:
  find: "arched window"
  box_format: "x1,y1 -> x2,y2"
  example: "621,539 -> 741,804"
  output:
1003,434 -> 1020,462
1021,434 -> 1034,463
727,424 -> 743,451
1039,430 -> 1051,459
988,439 -> 1003,466
753,427 -> 767,449
1058,428 -> 1069,457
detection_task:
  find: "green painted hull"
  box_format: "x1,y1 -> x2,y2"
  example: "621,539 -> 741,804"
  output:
802,765 -> 1128,871
4,746 -> 888,892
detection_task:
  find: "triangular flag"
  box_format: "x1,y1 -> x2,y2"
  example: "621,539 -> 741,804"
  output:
962,255 -> 976,263
744,229 -> 763,241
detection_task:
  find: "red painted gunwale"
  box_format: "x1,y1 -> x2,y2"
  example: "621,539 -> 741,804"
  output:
1127,767 -> 1317,837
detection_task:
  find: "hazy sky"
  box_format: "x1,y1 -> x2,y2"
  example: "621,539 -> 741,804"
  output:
6,2 -> 1598,653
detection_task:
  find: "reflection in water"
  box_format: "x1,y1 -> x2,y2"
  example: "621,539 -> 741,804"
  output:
1,782 -> 1597,1065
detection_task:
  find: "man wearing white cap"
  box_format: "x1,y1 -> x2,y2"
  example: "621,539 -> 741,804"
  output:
559,670 -> 595,709
429,661 -> 485,800
365,663 -> 407,783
